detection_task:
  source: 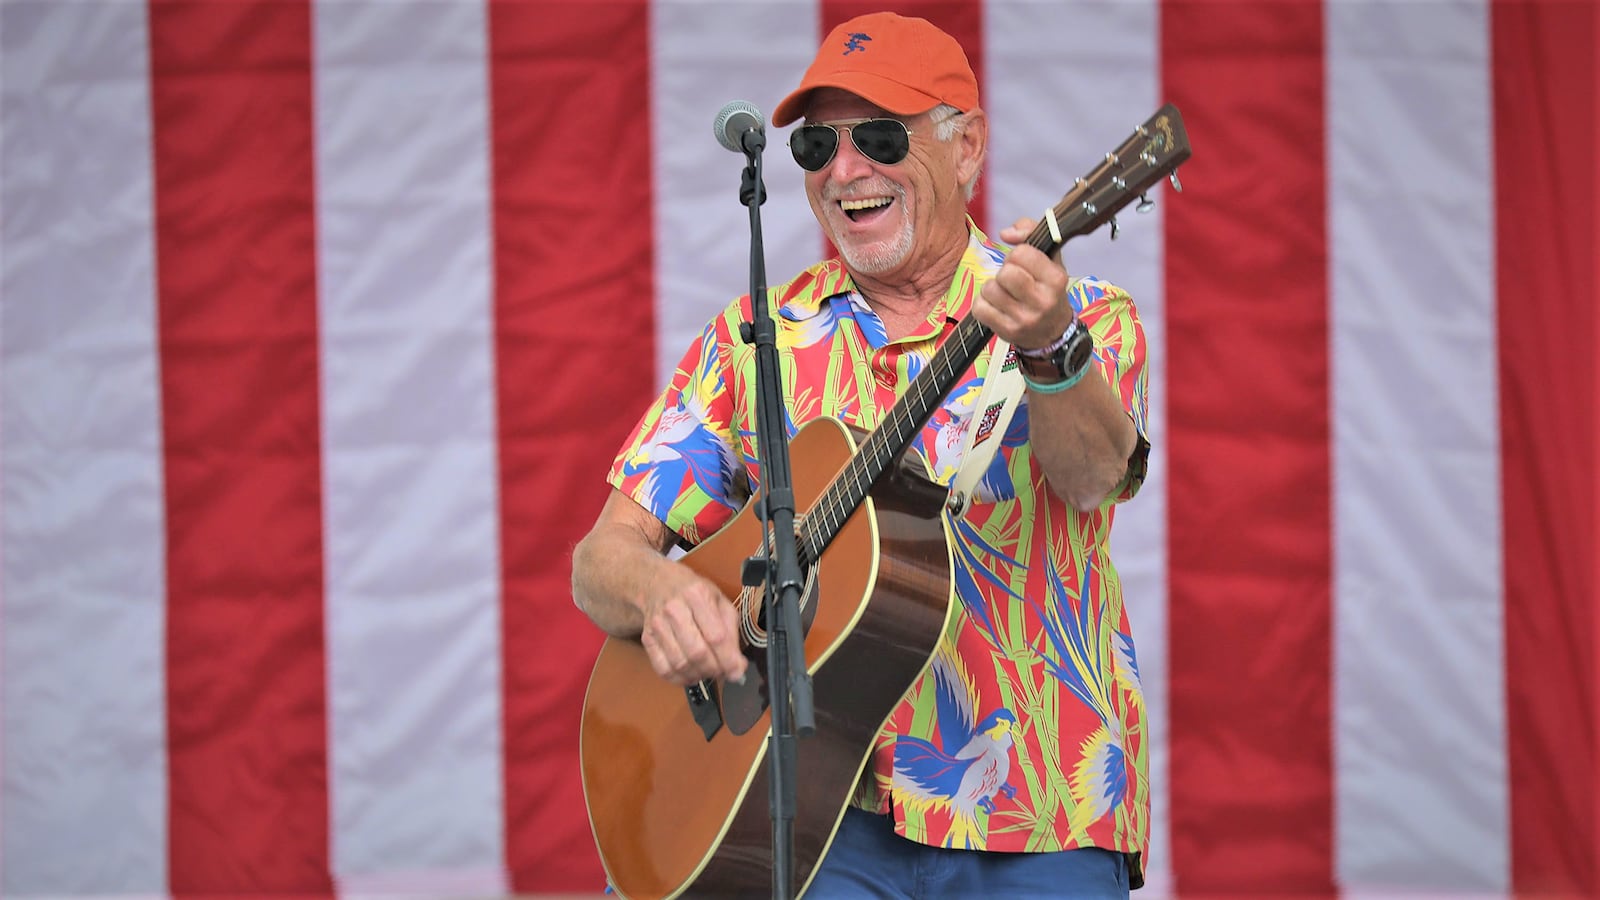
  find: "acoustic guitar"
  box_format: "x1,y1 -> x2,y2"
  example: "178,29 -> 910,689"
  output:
580,103 -> 1191,899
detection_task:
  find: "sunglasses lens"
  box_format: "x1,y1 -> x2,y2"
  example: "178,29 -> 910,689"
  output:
790,119 -> 914,171
852,119 -> 911,166
790,126 -> 840,172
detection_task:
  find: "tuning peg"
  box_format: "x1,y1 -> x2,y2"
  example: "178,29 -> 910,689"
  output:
1169,169 -> 1183,192
1109,217 -> 1120,241
1136,194 -> 1154,213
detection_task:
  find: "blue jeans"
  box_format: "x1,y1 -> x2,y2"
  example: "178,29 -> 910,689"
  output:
804,807 -> 1131,899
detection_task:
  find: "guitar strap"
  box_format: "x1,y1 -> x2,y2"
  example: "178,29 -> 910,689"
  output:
945,338 -> 1023,519
946,278 -> 1082,519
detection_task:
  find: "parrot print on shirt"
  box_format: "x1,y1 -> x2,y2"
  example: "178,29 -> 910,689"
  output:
891,649 -> 1018,848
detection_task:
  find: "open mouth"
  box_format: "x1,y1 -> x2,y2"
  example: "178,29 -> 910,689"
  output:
840,196 -> 893,223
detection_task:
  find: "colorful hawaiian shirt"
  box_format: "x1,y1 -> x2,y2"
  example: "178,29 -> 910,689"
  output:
607,224 -> 1151,862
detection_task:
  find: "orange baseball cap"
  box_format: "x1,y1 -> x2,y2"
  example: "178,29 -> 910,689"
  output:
771,12 -> 980,127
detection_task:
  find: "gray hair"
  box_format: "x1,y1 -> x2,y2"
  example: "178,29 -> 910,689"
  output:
930,104 -> 980,201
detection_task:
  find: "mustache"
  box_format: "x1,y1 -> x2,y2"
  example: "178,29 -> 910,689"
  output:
823,178 -> 904,204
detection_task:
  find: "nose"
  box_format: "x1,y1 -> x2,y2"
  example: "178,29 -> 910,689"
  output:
822,125 -> 875,181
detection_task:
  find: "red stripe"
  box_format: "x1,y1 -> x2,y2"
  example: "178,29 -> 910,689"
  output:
1161,1 -> 1334,891
820,0 -> 989,233
488,1 -> 652,891
147,1 -> 331,892
1495,0 -> 1599,893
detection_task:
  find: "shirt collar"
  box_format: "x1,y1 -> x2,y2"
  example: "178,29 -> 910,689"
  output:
774,219 -> 1006,330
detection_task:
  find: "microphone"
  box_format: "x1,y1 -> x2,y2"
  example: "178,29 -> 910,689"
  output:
713,100 -> 765,154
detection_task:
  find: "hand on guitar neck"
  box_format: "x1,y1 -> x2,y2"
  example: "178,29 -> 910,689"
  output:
971,217 -> 1142,511
975,218 -> 1076,351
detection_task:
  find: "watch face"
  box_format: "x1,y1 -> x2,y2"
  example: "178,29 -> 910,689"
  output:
1064,327 -> 1094,373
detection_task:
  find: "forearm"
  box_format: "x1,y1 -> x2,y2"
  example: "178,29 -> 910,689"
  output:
571,492 -> 680,638
1025,368 -> 1138,511
573,534 -> 661,638
572,490 -> 749,684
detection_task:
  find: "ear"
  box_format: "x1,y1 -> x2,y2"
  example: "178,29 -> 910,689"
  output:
954,107 -> 987,186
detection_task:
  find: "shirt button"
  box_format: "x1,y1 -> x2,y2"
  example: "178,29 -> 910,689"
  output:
874,350 -> 898,386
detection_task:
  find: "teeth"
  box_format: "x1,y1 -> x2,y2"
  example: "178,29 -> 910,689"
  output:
840,197 -> 891,211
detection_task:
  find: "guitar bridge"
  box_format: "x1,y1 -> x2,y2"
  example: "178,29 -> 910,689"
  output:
685,679 -> 722,741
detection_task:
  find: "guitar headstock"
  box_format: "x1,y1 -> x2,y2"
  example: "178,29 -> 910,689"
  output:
1028,102 -> 1191,254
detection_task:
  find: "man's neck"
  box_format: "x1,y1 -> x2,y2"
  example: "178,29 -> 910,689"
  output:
849,230 -> 969,342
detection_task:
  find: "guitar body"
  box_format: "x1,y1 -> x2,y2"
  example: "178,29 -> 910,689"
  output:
579,416 -> 956,898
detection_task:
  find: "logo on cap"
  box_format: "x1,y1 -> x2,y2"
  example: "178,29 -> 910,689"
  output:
843,32 -> 871,55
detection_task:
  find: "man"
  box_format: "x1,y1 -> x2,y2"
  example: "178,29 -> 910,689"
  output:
573,11 -> 1150,898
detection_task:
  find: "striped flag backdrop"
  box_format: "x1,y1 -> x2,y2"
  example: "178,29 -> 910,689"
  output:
1,0 -> 1594,896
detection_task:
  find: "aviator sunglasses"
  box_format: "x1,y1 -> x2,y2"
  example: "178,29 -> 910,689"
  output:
789,117 -> 917,172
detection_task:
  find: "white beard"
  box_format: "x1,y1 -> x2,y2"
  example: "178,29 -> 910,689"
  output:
827,178 -> 915,275
839,215 -> 915,274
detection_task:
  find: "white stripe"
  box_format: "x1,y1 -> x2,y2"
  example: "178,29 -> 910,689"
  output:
313,1 -> 505,891
650,0 -> 821,391
986,1 -> 1170,889
1329,0 -> 1506,890
0,1 -> 168,892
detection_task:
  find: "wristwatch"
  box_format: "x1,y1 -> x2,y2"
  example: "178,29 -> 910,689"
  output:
1016,318 -> 1094,385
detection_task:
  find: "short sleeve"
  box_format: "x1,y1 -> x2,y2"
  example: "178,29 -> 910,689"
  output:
605,313 -> 749,545
1072,277 -> 1151,503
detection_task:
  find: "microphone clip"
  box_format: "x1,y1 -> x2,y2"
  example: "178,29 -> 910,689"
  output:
740,164 -> 767,207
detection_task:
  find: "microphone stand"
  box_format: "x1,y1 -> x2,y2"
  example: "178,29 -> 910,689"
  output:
734,127 -> 815,900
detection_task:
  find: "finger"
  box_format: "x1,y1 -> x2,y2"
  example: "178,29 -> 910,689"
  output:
981,270 -> 1073,350
991,259 -> 1058,316
695,596 -> 750,684
640,619 -> 691,684
974,281 -> 1022,336
651,586 -> 746,685
1000,215 -> 1067,261
659,598 -> 726,682
998,216 -> 1037,245
675,588 -> 748,685
1003,242 -> 1062,285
